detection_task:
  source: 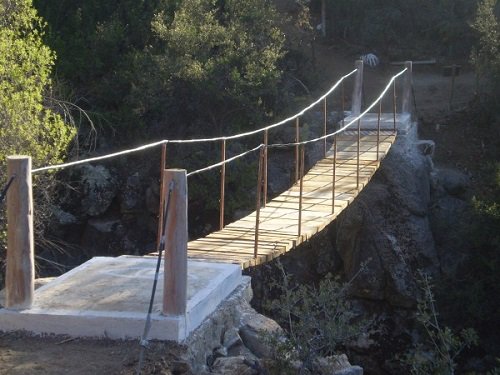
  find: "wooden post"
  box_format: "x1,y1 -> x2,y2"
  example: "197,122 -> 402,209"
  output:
402,61 -> 413,114
351,60 -> 364,115
163,169 -> 188,316
254,147 -> 264,258
219,140 -> 226,230
6,156 -> 34,309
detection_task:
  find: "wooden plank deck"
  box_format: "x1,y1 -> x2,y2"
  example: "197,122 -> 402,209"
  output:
150,130 -> 396,268
189,130 -> 396,268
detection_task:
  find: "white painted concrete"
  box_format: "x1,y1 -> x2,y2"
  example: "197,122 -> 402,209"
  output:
0,256 -> 242,342
342,113 -> 412,134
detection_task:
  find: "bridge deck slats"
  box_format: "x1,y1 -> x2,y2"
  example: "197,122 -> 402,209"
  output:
148,130 -> 396,268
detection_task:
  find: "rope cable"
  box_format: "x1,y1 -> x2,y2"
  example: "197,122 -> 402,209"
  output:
266,68 -> 408,150
186,144 -> 264,177
136,180 -> 175,375
30,70 -> 357,174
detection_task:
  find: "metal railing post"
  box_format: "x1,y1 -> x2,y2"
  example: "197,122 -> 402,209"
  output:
357,118 -> 361,189
263,130 -> 268,207
295,117 -> 300,182
254,147 -> 265,258
298,145 -> 305,237
219,139 -> 226,230
393,80 -> 397,132
332,134 -> 337,214
323,98 -> 327,157
377,101 -> 382,161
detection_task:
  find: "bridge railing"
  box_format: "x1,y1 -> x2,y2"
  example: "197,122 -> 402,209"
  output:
3,61 -> 412,317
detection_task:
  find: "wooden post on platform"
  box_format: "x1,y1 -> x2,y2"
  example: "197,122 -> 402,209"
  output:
6,156 -> 34,309
352,60 -> 364,115
163,169 -> 187,316
402,61 -> 413,114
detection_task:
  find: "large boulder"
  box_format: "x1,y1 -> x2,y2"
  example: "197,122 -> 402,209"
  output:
78,164 -> 118,217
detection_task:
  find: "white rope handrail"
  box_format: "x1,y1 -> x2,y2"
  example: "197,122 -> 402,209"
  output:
184,68 -> 406,178
187,144 -> 264,177
30,69 -> 357,174
267,68 -> 407,150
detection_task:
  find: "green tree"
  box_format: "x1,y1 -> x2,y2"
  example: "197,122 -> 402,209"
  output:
470,0 -> 500,102
0,0 -> 75,288
0,0 -> 75,168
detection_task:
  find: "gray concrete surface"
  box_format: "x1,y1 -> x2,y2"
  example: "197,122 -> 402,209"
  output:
0,256 -> 242,342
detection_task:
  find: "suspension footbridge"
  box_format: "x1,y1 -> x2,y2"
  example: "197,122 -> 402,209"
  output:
0,60 -> 414,341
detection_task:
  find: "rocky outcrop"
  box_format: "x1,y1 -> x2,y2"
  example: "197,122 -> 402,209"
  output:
183,277 -> 363,375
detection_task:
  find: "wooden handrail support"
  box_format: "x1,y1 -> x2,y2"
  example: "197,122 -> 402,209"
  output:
162,169 -> 188,316
402,61 -> 413,114
220,139 -> 226,230
351,60 -> 364,115
6,156 -> 34,309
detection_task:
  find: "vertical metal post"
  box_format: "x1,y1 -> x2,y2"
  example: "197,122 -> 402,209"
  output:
393,80 -> 397,132
357,118 -> 361,189
6,156 -> 34,309
254,147 -> 264,258
263,129 -> 268,207
295,117 -> 300,182
323,98 -> 327,157
331,134 -> 337,214
402,61 -> 413,114
219,139 -> 226,230
352,60 -> 364,115
156,144 -> 167,251
377,101 -> 381,161
298,145 -> 305,237
163,169 -> 188,316
341,81 -> 346,128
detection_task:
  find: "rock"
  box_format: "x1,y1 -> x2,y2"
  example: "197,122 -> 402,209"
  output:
314,354 -> 363,375
78,164 -> 117,217
211,356 -> 257,375
52,206 -> 78,225
335,366 -> 363,375
436,168 -> 469,198
81,218 -> 123,256
120,172 -> 144,213
415,140 -> 435,157
239,312 -> 284,358
429,195 -> 471,275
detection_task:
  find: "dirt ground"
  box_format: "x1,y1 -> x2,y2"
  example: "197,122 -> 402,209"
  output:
0,43 -> 478,375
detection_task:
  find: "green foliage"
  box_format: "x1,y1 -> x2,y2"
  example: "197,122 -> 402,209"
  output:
316,0 -> 478,58
0,0 -> 75,168
470,0 -> 500,102
264,261 -> 369,371
35,0 -> 285,138
0,0 -> 75,288
402,272 -> 478,375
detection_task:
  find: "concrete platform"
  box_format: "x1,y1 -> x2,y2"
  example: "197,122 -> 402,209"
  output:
343,112 -> 412,134
0,256 -> 242,342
